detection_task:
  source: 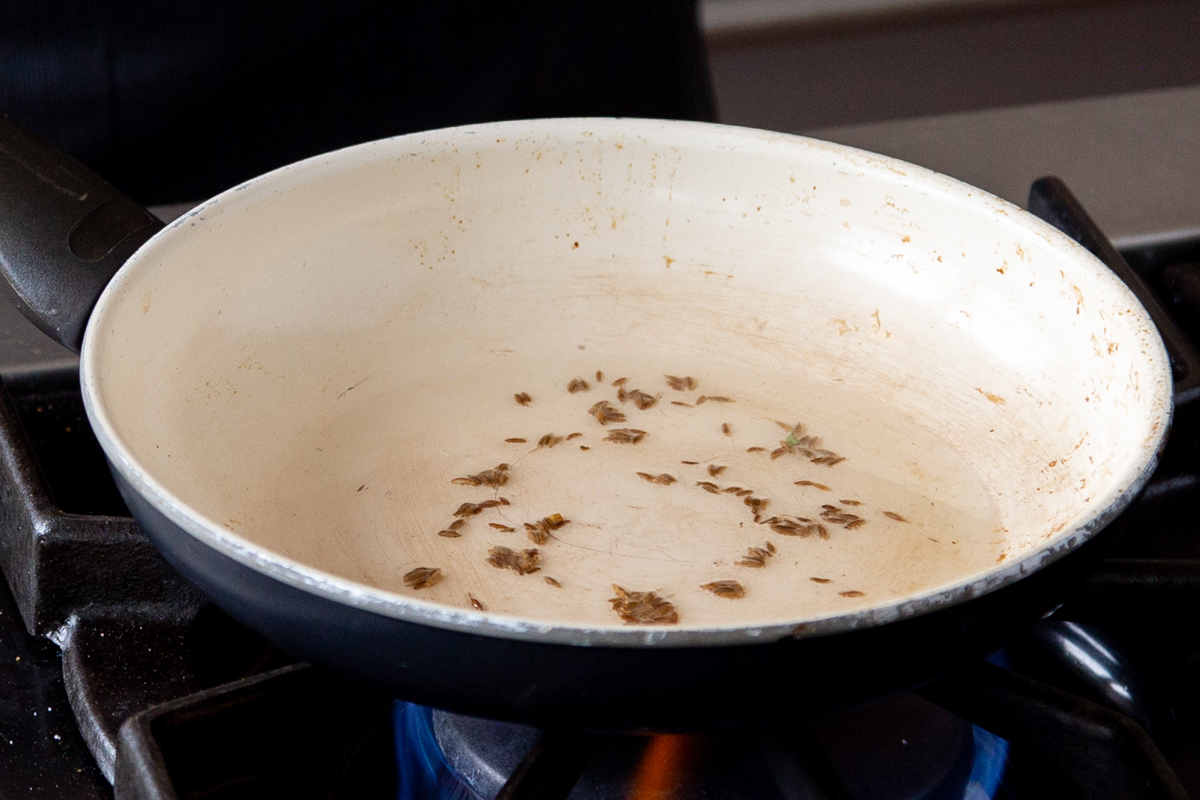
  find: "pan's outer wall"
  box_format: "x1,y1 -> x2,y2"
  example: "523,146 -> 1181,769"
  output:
113,466 -> 1124,727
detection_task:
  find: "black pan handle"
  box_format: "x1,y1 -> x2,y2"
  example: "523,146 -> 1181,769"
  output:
1028,176 -> 1200,406
0,114 -> 162,354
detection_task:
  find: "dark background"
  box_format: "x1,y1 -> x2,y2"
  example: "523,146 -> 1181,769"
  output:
0,2 -> 715,205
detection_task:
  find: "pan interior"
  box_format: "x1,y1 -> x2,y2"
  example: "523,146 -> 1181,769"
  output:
83,120 -> 1169,640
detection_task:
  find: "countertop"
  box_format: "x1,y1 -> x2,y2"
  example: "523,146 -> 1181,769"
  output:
809,84 -> 1200,247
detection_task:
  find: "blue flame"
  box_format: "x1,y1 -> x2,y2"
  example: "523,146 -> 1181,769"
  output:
393,702 -> 479,800
963,725 -> 1009,799
961,649 -> 1012,799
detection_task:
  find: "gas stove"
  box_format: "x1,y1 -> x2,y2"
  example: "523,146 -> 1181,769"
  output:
1,177 -> 1199,800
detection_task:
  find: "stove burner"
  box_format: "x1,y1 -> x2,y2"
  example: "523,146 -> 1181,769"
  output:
423,692 -> 1007,800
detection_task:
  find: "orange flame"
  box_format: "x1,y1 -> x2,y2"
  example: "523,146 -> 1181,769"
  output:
628,734 -> 698,800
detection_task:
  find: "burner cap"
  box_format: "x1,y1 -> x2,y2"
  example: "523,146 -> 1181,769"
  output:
430,691 -> 1002,800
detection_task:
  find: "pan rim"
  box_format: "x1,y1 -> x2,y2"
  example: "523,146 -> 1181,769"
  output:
79,117 -> 1173,647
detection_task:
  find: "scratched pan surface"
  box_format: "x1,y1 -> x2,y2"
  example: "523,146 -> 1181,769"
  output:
80,119 -> 1170,724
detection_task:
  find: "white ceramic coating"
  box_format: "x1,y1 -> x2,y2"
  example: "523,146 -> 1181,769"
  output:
80,119 -> 1171,646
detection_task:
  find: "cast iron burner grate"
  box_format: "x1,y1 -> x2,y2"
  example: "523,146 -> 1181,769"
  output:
2,178 -> 1200,800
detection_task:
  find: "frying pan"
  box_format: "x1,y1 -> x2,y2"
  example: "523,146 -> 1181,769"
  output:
0,115 -> 1179,729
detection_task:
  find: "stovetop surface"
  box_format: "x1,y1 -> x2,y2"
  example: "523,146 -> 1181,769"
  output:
0,576 -> 110,798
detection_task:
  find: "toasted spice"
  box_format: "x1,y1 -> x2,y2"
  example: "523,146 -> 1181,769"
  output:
770,423 -> 846,466
486,546 -> 542,575
671,401 -> 693,407
609,585 -> 679,625
469,594 -> 485,611
707,464 -> 727,477
545,577 -> 563,588
489,523 -> 516,532
524,513 -> 570,545
695,481 -> 721,494
701,580 -> 746,599
722,486 -> 744,494
810,577 -> 832,584
437,529 -> 462,538
403,567 -> 444,590
476,500 -> 503,509
637,472 -> 677,485
538,433 -> 565,448
794,480 -> 831,491
515,392 -> 532,406
681,460 -> 700,465
566,432 -> 583,440
743,496 -> 769,515
453,503 -> 484,518
698,395 -> 732,404
611,377 -> 629,387
627,389 -> 660,410
721,423 -> 732,436
596,370 -> 604,382
820,506 -> 865,528
765,515 -> 823,537
505,438 -> 528,443
839,500 -> 861,506
589,401 -> 627,425
449,519 -> 466,530
604,428 -> 647,444
839,590 -> 865,598
883,511 -> 909,522
736,542 -> 776,568
568,378 -> 590,393
452,463 -> 510,488
665,375 -> 696,391
746,447 -> 766,453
